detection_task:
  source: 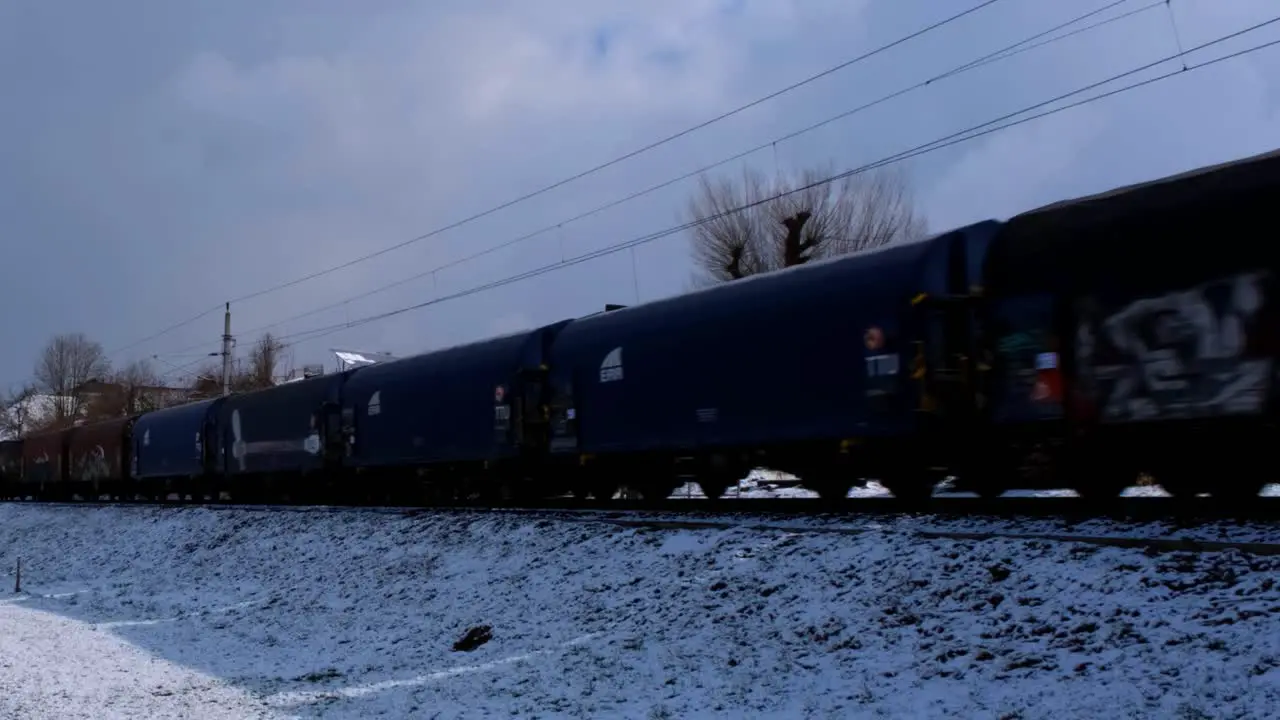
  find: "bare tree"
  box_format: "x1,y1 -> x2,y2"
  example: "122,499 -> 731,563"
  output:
687,163 -> 928,283
245,332 -> 291,389
189,362 -> 225,399
186,333 -> 299,398
0,383 -> 44,438
33,333 -> 111,424
118,359 -> 163,412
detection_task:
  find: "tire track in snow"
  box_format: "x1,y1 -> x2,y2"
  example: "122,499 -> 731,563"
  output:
261,632 -> 604,707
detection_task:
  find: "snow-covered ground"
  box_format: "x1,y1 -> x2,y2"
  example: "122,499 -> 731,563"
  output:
0,503 -> 1277,719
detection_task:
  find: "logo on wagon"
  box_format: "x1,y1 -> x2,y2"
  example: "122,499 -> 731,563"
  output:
864,326 -> 884,351
599,347 -> 624,384
863,325 -> 898,378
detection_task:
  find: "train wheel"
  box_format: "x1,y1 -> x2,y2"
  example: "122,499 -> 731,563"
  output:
1149,450 -> 1209,497
631,481 -> 679,501
1213,481 -> 1266,500
1205,440 -> 1267,499
1155,476 -> 1205,498
964,468 -> 1015,499
1072,474 -> 1131,500
880,471 -> 935,501
1064,439 -> 1133,500
697,479 -> 730,500
1073,474 -> 1132,500
804,478 -> 851,501
969,481 -> 1007,499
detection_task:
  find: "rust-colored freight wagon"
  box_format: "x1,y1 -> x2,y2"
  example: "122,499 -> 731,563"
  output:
0,440 -> 22,499
67,417 -> 133,499
21,429 -> 70,499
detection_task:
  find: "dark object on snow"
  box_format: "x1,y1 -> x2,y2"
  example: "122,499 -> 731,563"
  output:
453,625 -> 493,652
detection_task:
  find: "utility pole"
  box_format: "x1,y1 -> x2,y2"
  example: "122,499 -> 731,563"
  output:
221,302 -> 234,396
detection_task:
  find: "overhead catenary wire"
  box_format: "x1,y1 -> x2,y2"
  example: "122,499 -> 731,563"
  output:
106,0 -> 1007,356
108,304 -> 224,357
152,353 -> 218,385
265,18 -> 1280,353
192,0 -> 1158,350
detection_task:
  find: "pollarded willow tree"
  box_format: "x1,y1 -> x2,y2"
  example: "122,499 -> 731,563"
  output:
687,163 -> 928,284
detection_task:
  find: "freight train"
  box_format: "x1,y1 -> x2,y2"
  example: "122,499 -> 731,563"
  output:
2,148 -> 1277,504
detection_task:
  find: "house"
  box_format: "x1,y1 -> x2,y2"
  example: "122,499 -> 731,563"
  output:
73,379 -> 191,417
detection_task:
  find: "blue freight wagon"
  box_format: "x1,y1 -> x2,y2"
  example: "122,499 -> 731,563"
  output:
340,321 -> 572,500
131,397 -> 225,499
546,221 -> 1002,500
214,373 -> 350,501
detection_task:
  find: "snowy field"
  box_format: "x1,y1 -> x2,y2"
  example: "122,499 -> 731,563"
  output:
0,503 -> 1277,719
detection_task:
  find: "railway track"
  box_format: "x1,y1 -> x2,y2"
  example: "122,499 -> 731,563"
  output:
6,494 -> 1280,520
6,495 -> 1279,558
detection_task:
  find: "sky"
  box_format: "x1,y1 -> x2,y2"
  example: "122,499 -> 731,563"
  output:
1,0 -> 1277,390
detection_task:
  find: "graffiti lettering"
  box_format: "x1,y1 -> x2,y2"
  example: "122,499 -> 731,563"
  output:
76,445 -> 111,482
1075,271 -> 1273,423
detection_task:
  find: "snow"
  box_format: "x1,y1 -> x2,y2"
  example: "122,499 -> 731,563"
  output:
685,469 -> 1280,501
0,602 -> 277,719
331,349 -> 395,368
0,393 -> 67,440
0,504 -> 1277,718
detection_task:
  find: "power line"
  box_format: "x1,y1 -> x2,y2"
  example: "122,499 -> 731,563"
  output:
107,0 -> 1008,355
210,0 -> 1155,348
108,304 -> 222,357
225,0 -> 1006,304
152,352 -> 217,385
268,19 -> 1280,352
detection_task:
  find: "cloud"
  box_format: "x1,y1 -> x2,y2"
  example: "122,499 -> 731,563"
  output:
109,0 -> 875,362
925,104 -> 1110,230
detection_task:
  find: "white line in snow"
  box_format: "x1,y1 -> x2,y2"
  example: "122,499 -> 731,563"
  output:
94,598 -> 272,629
0,589 -> 92,605
263,632 -> 604,707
